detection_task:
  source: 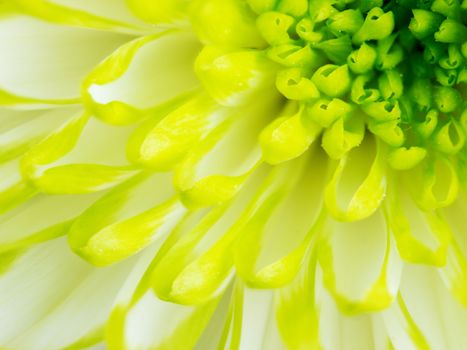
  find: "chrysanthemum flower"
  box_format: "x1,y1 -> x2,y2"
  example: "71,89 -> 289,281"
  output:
0,0 -> 466,348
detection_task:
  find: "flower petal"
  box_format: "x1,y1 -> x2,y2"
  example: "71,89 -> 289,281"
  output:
0,158 -> 36,214
6,245 -> 135,350
318,209 -> 402,314
21,114 -> 138,194
68,172 -> 186,266
195,46 -> 278,107
174,98 -> 281,208
439,193 -> 467,306
151,168 -> 267,304
190,0 -> 266,48
0,192 -> 102,252
234,150 -> 327,288
383,265 -> 467,350
0,16 -> 130,104
405,155 -> 459,211
127,0 -> 190,25
83,31 -> 201,125
318,285 -> 391,350
11,0 -> 150,33
218,283 -> 277,349
275,250 -> 321,350
0,107 -> 77,162
0,238 -> 90,344
127,93 -> 229,170
324,136 -> 387,222
386,175 -> 450,266
260,102 -> 322,165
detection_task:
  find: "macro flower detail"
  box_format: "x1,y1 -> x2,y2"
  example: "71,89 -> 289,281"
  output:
0,0 -> 466,349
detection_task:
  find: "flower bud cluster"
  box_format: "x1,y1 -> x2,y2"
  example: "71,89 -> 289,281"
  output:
252,0 -> 466,167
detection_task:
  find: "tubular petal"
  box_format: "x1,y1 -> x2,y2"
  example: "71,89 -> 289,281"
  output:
68,173 -> 185,266
234,151 -> 326,288
318,209 -> 402,314
324,136 -> 387,222
21,113 -> 138,194
83,31 -> 201,125
0,16 -> 130,102
127,93 -> 229,170
174,98 -> 281,208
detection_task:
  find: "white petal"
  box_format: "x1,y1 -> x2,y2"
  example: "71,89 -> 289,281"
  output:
384,264 -> 467,350
317,272 -> 392,350
7,252 -> 135,350
0,192 -> 102,250
319,209 -> 402,313
220,285 -> 275,350
0,16 -> 131,103
22,114 -> 139,194
234,149 -> 327,288
174,97 -> 282,207
151,168 -> 267,305
83,31 -> 201,125
0,238 -> 91,344
0,107 -> 77,162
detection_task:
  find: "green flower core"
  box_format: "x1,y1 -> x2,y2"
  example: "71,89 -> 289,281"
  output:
193,0 -> 466,167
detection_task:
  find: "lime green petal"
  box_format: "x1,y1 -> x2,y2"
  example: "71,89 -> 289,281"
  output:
275,68 -> 321,101
260,102 -> 322,165
321,114 -> 365,160
127,0 -> 189,25
108,240 -> 226,350
0,16 -> 130,102
195,46 -> 279,107
324,136 -> 387,222
11,0 -> 149,33
0,179 -> 36,216
217,283 -> 279,350
0,88 -> 79,109
318,209 -> 402,314
306,98 -> 353,129
150,210 -> 235,305
21,114 -> 138,194
386,175 -> 450,266
174,99 -> 281,208
439,194 -> 467,306
257,12 -> 296,46
190,0 -> 266,48
68,173 -> 185,266
308,0 -> 337,22
106,239 -> 165,349
387,147 -> 427,171
234,151 -> 326,288
0,156 -> 35,213
311,64 -> 351,98
151,167 -> 268,305
0,192 -> 102,253
127,93 -> 229,170
83,31 -> 200,125
0,107 -> 77,163
433,119 -> 465,155
406,156 -> 459,211
276,247 -> 322,350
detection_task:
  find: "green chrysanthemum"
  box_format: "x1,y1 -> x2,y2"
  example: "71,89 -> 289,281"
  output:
0,0 -> 466,349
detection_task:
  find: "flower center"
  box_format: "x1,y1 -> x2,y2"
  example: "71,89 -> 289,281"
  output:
253,0 -> 466,166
